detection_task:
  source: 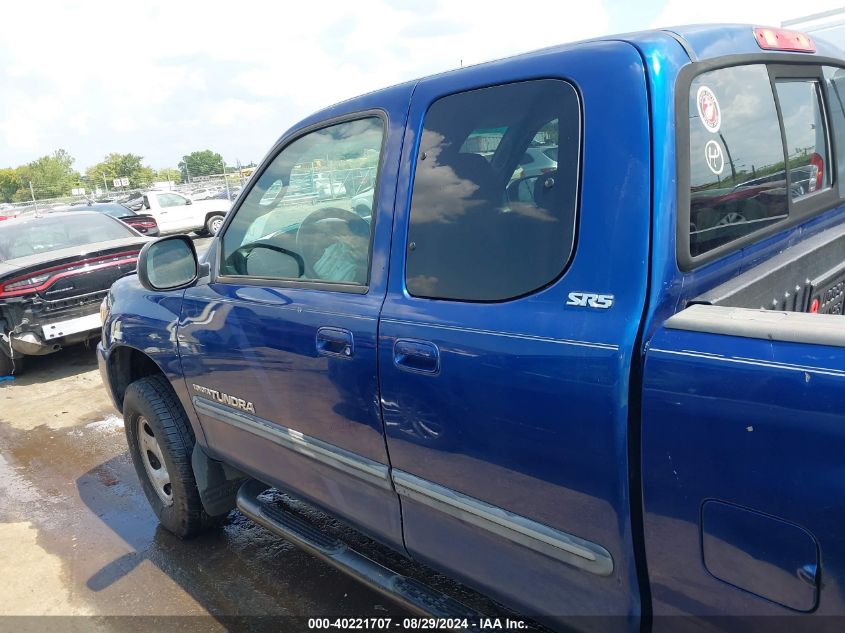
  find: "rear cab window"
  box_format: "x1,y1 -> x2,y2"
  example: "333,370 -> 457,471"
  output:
679,61 -> 842,269
405,80 -> 580,301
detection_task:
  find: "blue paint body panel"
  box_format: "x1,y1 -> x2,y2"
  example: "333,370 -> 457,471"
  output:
98,275 -> 205,442
642,327 -> 845,625
378,40 -> 650,625
173,80 -> 416,551
95,22 -> 845,632
701,500 -> 819,612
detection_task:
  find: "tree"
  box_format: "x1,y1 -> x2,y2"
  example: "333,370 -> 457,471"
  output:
0,168 -> 22,203
86,153 -> 155,190
179,150 -> 225,180
23,149 -> 80,198
155,168 -> 182,184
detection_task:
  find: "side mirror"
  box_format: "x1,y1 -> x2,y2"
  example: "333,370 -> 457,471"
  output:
185,198 -> 192,205
137,235 -> 199,291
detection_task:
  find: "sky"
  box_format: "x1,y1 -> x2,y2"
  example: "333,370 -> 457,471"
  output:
1,0 -> 844,171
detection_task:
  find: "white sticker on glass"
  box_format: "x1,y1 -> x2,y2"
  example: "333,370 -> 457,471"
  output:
696,86 -> 721,134
705,140 -> 725,175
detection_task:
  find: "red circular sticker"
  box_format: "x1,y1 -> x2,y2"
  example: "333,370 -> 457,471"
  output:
696,86 -> 721,134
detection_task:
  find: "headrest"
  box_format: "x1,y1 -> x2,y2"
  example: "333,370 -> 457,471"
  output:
448,152 -> 498,200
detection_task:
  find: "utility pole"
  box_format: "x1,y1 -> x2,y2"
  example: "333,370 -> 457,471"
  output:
222,163 -> 231,200
236,159 -> 244,187
29,181 -> 38,214
102,173 -> 109,195
719,132 -> 737,182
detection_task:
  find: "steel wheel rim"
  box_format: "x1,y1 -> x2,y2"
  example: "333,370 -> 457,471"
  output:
210,217 -> 223,234
137,416 -> 173,506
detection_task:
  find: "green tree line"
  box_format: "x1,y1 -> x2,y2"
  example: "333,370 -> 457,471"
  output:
0,149 -> 231,203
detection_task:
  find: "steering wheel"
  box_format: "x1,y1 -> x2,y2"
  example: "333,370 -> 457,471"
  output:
295,207 -> 370,274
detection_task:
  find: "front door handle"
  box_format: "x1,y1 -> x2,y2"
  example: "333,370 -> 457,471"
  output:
393,339 -> 439,374
316,327 -> 354,358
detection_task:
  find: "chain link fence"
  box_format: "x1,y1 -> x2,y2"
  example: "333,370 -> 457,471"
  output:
0,161 -> 378,218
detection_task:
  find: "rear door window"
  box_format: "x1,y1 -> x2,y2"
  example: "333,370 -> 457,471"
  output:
687,65 -> 788,258
775,79 -> 831,200
405,80 -> 579,301
824,67 -> 845,187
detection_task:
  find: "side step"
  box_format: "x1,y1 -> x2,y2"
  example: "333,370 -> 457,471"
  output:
236,480 -> 479,619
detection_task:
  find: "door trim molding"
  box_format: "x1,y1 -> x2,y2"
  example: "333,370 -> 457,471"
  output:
192,396 -> 392,491
193,396 -> 614,576
392,469 -> 614,577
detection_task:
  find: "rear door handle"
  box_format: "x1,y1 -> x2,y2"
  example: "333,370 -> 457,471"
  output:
393,339 -> 439,374
316,327 -> 354,358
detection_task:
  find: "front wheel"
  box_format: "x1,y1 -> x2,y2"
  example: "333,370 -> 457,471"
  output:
123,375 -> 216,538
206,214 -> 225,236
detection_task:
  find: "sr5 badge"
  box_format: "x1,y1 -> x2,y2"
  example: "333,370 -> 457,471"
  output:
566,292 -> 614,309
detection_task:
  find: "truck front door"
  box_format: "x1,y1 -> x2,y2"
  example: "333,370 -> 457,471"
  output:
379,42 -> 651,626
176,90 -> 410,549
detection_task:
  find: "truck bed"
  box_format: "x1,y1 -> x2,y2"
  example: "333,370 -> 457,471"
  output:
694,221 -> 845,314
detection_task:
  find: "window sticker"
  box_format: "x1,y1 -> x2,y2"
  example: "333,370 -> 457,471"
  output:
704,139 -> 724,175
697,86 -> 721,133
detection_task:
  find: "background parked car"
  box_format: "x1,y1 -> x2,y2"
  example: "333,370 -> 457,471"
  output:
189,187 -> 222,201
351,187 -> 375,217
511,145 -> 558,180
62,202 -> 160,236
0,211 -> 148,375
141,190 -> 230,235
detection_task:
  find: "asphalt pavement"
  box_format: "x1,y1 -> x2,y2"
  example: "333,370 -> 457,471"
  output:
0,345 -> 417,630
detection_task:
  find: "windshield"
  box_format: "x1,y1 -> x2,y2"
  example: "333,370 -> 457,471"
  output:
0,214 -> 134,262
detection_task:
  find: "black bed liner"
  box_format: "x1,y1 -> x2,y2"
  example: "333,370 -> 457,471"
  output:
694,221 -> 845,314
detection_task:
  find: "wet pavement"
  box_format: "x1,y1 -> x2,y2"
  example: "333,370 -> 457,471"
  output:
0,343 -> 523,632
0,233 -> 529,631
0,345 -> 414,628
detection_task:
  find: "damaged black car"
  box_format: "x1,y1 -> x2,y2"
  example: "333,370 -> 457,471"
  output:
0,211 -> 148,375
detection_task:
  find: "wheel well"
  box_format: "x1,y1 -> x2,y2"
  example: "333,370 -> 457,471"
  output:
109,346 -> 165,411
204,212 -> 224,224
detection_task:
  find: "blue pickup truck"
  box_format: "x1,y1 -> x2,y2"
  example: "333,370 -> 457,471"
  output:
98,24 -> 845,631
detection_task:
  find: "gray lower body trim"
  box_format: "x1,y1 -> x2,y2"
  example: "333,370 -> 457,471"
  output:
194,396 -> 613,577
192,397 -> 392,491
392,470 -> 614,577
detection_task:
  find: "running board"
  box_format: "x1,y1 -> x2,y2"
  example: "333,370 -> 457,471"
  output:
236,480 -> 479,620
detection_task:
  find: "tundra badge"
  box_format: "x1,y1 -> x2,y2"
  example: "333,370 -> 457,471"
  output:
193,384 -> 256,414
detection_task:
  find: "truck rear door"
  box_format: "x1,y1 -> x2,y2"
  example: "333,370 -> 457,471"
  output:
379,42 -> 651,626
176,85 -> 412,550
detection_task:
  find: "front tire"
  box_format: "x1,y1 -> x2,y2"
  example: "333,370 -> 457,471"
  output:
123,375 -> 214,538
206,214 -> 225,236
